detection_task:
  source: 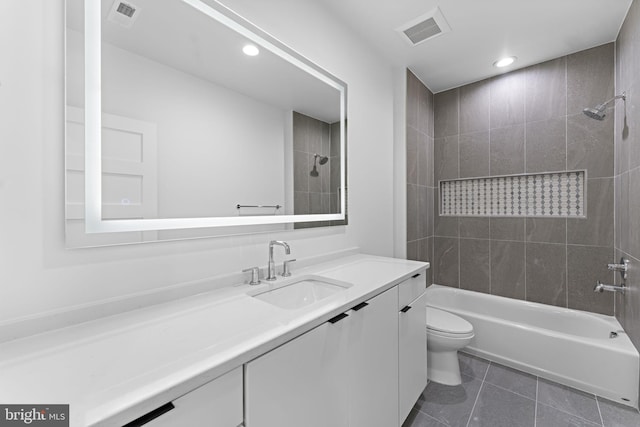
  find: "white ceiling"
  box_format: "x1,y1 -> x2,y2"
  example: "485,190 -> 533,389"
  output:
318,0 -> 633,93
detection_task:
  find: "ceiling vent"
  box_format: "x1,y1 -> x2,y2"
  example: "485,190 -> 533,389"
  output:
396,7 -> 451,47
107,1 -> 141,28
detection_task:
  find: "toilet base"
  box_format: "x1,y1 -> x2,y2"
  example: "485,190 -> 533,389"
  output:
427,350 -> 462,386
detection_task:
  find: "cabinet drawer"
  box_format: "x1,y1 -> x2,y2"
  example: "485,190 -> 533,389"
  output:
398,271 -> 426,310
126,367 -> 243,427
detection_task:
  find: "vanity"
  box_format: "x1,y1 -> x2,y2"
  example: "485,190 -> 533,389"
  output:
0,254 -> 428,426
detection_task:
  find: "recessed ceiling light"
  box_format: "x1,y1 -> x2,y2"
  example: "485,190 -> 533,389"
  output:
493,56 -> 516,68
242,44 -> 260,56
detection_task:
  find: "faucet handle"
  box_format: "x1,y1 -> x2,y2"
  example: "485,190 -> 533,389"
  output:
281,259 -> 297,277
242,266 -> 261,285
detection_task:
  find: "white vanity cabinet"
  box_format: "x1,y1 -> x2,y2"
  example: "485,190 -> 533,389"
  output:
245,287 -> 399,427
126,367 -> 243,427
348,287 -> 399,427
244,313 -> 350,427
398,273 -> 428,424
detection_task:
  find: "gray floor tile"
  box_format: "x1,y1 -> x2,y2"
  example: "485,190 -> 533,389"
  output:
598,397 -> 640,427
537,378 -> 602,424
416,374 -> 482,427
536,402 -> 602,427
483,362 -> 537,399
403,408 -> 448,427
458,352 -> 490,380
467,382 -> 535,427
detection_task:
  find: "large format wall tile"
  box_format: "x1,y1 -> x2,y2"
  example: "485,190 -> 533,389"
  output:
460,80 -> 490,134
490,241 -> 525,299
459,217 -> 490,239
489,124 -> 525,175
490,218 -> 525,241
525,243 -> 567,307
567,43 -> 614,116
407,126 -> 418,184
525,117 -> 566,173
567,245 -> 614,315
525,57 -> 566,122
434,88 -> 459,138
525,218 -> 566,244
567,178 -> 614,247
459,131 -> 490,178
629,168 -> 640,260
434,135 -> 459,182
567,113 -> 614,178
433,237 -> 459,287
459,239 -> 490,293
490,70 -> 525,129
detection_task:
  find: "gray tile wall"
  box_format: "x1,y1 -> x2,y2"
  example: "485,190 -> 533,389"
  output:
406,70 -> 434,285
615,0 -> 640,369
431,43 -> 616,316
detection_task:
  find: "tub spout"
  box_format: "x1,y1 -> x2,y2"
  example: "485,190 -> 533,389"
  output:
594,281 -> 625,294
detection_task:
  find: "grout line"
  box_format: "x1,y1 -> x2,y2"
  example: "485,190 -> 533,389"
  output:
595,396 -> 605,426
465,361 -> 489,427
534,376 -> 539,427
565,59 -> 570,309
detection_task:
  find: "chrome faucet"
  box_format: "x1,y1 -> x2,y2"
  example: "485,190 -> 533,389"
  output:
267,240 -> 290,281
594,281 -> 625,294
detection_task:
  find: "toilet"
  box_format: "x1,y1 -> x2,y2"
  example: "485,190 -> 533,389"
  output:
426,307 -> 474,386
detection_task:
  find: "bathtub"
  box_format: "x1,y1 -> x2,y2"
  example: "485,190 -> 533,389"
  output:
426,284 -> 639,407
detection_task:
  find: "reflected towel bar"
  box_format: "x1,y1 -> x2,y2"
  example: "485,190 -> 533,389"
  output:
236,204 -> 282,209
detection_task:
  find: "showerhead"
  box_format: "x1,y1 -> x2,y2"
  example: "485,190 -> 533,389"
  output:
583,92 -> 626,121
314,154 -> 329,165
583,105 -> 606,121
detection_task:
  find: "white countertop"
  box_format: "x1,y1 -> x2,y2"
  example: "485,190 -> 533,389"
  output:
0,254 -> 427,426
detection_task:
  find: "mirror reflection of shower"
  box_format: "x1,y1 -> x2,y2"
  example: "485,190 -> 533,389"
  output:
310,153 -> 329,177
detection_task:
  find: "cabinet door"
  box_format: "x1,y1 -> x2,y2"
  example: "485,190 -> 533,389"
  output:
245,316 -> 350,427
131,367 -> 243,427
348,287 -> 399,427
398,292 -> 428,425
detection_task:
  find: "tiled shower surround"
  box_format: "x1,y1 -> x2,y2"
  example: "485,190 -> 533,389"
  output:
615,0 -> 640,375
407,43 -> 619,316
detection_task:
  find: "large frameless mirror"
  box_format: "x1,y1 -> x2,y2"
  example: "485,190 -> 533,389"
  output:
65,0 -> 347,247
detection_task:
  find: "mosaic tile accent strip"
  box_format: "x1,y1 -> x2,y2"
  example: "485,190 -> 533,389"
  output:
440,171 -> 585,217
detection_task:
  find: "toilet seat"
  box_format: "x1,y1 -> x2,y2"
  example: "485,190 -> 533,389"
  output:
427,307 -> 473,335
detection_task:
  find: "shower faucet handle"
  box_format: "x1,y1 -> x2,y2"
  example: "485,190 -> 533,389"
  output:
608,258 -> 629,280
281,259 -> 297,277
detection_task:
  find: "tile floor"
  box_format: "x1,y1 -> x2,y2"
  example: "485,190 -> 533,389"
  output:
403,352 -> 640,427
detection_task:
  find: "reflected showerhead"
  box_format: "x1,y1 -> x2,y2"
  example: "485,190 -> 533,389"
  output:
315,154 -> 329,165
310,154 -> 328,176
583,92 -> 626,121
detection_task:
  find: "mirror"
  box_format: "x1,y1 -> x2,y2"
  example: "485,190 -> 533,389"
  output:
65,0 -> 347,246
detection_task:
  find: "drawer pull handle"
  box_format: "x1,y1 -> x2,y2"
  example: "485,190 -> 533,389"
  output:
400,305 -> 412,313
328,313 -> 349,324
412,273 -> 421,278
123,402 -> 175,426
352,302 -> 369,311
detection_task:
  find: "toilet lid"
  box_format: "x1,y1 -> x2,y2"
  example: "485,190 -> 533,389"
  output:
426,307 -> 473,335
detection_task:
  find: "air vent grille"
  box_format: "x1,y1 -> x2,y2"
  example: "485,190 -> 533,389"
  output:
107,0 -> 141,28
396,7 -> 451,47
403,17 -> 442,45
116,2 -> 136,18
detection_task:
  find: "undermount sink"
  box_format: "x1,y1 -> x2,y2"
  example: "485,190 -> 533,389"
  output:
250,276 -> 352,309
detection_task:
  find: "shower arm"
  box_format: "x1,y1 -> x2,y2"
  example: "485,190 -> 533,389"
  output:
597,92 -> 626,108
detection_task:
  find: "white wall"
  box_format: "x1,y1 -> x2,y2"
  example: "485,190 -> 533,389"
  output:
67,30 -> 286,219
0,0 -> 395,324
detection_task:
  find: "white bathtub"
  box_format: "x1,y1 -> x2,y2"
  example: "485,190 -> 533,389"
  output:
426,284 -> 639,407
